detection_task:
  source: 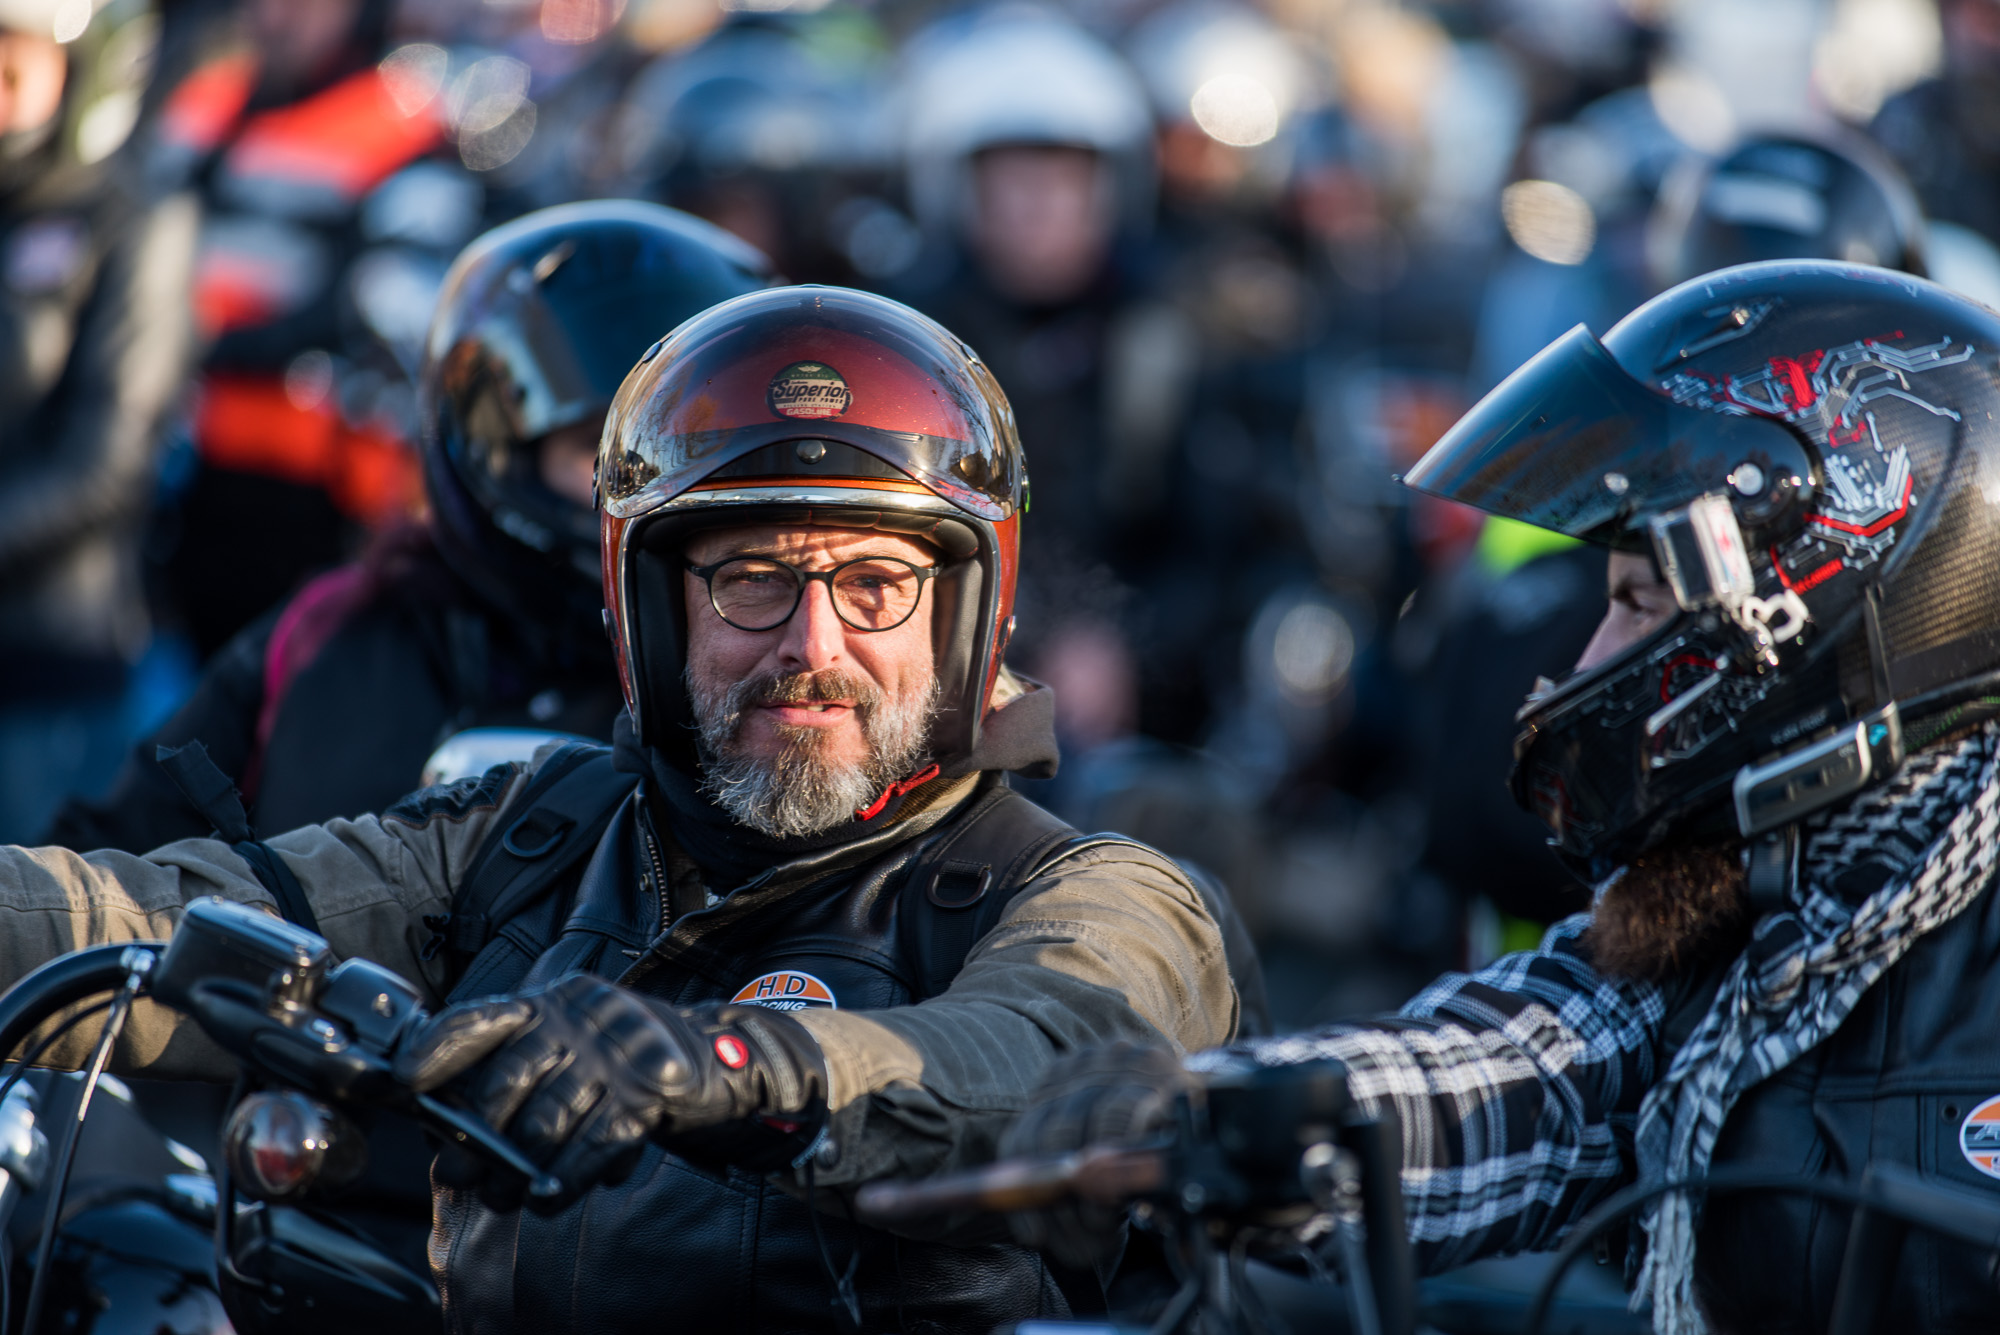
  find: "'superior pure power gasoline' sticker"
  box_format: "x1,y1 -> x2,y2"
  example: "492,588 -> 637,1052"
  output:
1962,1095 -> 2000,1179
768,361 -> 852,419
731,970 -> 838,1011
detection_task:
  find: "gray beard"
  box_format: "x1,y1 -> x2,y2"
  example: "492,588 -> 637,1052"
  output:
688,664 -> 939,839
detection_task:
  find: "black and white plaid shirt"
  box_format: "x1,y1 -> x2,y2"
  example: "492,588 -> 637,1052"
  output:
1192,914 -> 1667,1273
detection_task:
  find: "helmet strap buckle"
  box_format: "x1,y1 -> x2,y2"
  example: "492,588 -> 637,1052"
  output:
1745,824 -> 1800,917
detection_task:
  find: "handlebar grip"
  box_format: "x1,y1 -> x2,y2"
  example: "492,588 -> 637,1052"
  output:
855,1146 -> 1167,1225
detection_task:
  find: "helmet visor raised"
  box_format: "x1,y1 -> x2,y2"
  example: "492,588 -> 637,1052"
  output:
600,287 -> 1025,523
1403,324 -> 1814,543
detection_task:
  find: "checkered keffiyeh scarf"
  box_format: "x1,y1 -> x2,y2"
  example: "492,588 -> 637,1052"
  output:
1632,722 -> 2000,1334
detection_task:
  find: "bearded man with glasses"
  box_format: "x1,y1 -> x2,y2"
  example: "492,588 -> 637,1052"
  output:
0,286 -> 1246,1333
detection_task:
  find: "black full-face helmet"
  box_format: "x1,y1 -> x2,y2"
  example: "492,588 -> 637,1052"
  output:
1650,129 -> 1928,290
420,201 -> 772,643
1405,260 -> 2000,877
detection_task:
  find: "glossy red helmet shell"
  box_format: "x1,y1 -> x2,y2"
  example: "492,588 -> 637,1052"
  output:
598,286 -> 1027,768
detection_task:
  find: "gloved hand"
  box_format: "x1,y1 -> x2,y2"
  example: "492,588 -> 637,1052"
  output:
998,1041 -> 1193,1267
394,974 -> 827,1212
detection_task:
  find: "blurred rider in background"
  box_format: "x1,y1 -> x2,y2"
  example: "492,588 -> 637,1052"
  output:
895,5 -> 1159,759
146,0 -> 476,660
610,11 -> 902,286
48,200 -> 770,852
0,0 -> 197,842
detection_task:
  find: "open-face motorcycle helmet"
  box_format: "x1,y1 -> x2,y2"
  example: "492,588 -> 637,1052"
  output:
1404,259 -> 2000,878
421,200 -> 772,644
598,285 -> 1025,770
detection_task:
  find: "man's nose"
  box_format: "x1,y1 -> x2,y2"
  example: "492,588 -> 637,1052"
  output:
774,578 -> 847,670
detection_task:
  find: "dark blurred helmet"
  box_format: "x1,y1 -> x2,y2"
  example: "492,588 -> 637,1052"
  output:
1649,130 -> 1928,290
598,285 -> 1025,768
1406,260 -> 2000,876
420,200 -> 772,640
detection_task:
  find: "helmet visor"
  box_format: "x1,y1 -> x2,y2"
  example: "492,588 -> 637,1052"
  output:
600,288 -> 1025,523
1403,324 -> 1814,542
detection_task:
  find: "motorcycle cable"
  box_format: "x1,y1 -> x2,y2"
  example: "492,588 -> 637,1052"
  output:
0,998 -> 114,1112
14,946 -> 154,1335
1523,1163 -> 2000,1335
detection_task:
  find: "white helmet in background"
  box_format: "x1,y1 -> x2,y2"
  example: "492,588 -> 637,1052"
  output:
901,4 -> 1156,237
1126,0 -> 1306,152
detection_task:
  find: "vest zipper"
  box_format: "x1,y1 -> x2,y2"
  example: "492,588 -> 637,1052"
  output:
640,810 -> 671,935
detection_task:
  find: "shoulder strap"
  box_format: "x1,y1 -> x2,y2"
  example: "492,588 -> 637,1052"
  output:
424,742 -> 639,973
901,785 -> 1087,1002
900,792 -> 1272,1034
155,740 -> 321,934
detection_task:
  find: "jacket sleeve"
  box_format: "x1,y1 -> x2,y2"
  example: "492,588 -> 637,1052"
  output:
1193,914 -> 1666,1273
0,189 -> 198,575
790,842 -> 1237,1192
0,762 -> 535,1081
41,608 -> 277,852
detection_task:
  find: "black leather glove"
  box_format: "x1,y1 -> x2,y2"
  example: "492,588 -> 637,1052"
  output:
998,1041 -> 1192,1267
394,975 -> 827,1213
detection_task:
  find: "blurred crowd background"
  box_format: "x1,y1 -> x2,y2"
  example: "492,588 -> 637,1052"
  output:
1,0 -> 1986,1025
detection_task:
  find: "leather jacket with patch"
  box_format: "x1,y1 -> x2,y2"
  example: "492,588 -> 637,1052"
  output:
1690,877 -> 2000,1333
432,771 -> 1083,1331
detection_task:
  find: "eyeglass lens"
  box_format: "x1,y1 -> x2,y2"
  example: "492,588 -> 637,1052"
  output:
708,557 -> 927,631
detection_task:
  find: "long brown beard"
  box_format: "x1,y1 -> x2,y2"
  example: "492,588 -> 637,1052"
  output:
1585,840 -> 1752,982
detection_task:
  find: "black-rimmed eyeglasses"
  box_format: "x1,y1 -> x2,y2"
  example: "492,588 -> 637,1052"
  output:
685,555 -> 940,632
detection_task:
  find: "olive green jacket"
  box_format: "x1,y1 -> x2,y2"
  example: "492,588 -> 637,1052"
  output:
0,753 -> 1235,1187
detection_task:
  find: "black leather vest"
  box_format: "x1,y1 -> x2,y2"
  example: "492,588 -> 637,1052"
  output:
1694,879 -> 2000,1333
428,787 -> 1086,1335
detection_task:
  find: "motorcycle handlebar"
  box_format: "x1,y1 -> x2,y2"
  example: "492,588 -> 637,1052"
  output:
0,943 -> 161,1070
855,1144 -> 1169,1225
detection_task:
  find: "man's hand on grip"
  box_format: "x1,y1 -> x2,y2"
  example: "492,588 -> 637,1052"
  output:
999,1041 -> 1192,1267
394,975 -> 826,1212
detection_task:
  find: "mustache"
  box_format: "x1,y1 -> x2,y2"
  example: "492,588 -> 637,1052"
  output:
747,669 -> 881,711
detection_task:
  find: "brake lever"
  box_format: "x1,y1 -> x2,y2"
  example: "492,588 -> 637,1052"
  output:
413,1093 -> 563,1200
151,899 -> 560,1198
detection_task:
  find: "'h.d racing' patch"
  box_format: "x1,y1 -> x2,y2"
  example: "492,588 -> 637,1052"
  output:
732,970 -> 838,1011
767,362 -> 851,419
1962,1096 -> 2000,1179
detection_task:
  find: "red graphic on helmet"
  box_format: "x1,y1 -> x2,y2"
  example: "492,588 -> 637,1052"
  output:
1665,334 -> 1965,588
